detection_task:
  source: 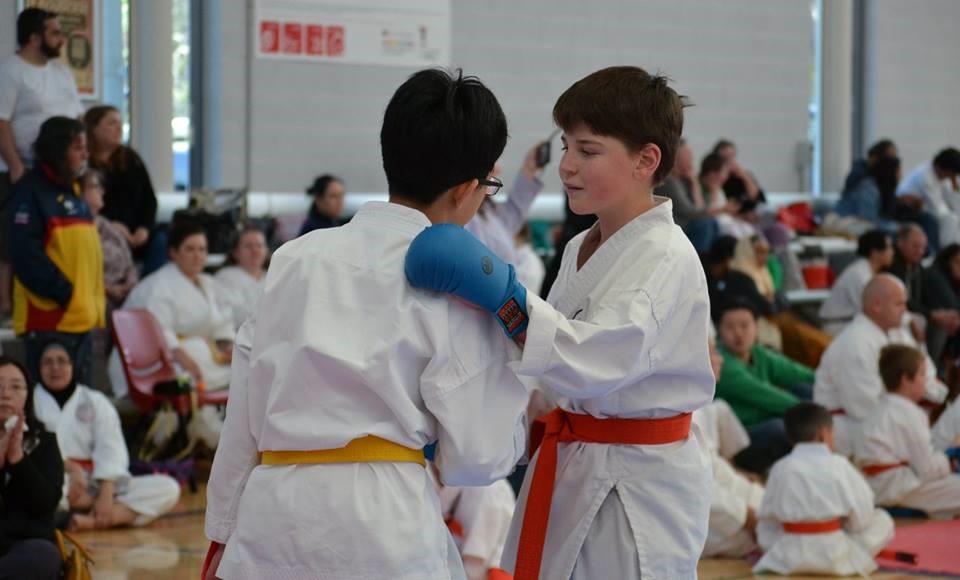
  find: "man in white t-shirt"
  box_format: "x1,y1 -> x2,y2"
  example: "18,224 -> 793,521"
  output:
0,8 -> 83,319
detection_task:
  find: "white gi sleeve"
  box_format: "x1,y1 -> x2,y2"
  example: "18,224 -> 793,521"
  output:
90,393 -> 132,482
836,347 -> 886,420
205,318 -> 260,543
901,408 -> 951,480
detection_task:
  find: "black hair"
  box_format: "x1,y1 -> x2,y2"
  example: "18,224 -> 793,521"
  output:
867,139 -> 896,159
711,139 -> 735,155
933,148 -> 960,174
306,174 -> 341,198
33,116 -> 85,186
716,296 -> 759,323
380,68 -> 507,204
167,220 -> 207,251
934,243 -> 960,284
699,152 -> 726,177
705,235 -> 738,266
0,355 -> 44,442
17,7 -> 55,47
856,229 -> 891,258
784,402 -> 833,445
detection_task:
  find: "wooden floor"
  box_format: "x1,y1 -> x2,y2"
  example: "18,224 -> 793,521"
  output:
76,486 -> 942,579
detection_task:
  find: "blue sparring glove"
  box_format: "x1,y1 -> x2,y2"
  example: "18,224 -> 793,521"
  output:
946,447 -> 960,473
405,224 -> 528,339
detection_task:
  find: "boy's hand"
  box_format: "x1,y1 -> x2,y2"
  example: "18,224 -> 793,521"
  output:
405,224 -> 528,340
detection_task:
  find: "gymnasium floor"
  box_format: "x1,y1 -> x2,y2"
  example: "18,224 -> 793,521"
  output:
77,486 -> 943,580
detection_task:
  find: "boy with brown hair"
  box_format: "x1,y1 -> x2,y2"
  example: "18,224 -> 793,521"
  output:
856,344 -> 960,518
753,402 -> 894,575
406,66 -> 714,578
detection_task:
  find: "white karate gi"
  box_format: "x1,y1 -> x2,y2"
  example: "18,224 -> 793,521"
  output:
214,265 -> 265,330
818,258 -> 873,335
33,384 -> 180,525
897,163 -> 960,247
433,473 -> 516,576
514,243 -> 545,296
753,443 -> 894,576
816,312 -> 948,456
502,197 -> 714,579
857,393 -> 960,518
931,400 -> 960,452
109,263 -> 236,397
465,172 -> 542,268
204,202 -> 529,580
694,400 -> 763,558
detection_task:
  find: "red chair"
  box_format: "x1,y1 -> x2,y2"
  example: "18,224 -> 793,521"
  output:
111,309 -> 228,416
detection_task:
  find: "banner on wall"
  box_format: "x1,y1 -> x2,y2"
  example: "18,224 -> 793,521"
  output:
23,0 -> 98,97
254,0 -> 450,67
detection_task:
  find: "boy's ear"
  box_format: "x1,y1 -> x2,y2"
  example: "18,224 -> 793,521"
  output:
449,178 -> 480,209
634,143 -> 662,181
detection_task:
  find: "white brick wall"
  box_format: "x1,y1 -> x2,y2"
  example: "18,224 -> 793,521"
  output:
874,0 -> 960,173
234,0 -> 815,194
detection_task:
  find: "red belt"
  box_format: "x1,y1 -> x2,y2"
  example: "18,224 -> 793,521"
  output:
513,408 -> 691,580
68,458 -> 94,471
782,518 -> 842,534
862,461 -> 908,476
829,408 -> 845,416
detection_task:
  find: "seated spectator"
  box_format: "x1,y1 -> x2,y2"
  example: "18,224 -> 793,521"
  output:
818,230 -> 893,335
466,143 -> 544,270
834,151 -> 901,226
715,298 -> 814,474
80,169 -> 138,310
9,116 -> 104,385
513,223 -> 545,295
842,139 -> 898,193
215,225 -> 269,330
701,152 -> 756,239
110,221 -> 234,398
0,356 -> 64,580
33,341 -> 180,531
712,139 -> 764,212
429,462 -> 516,580
857,344 -> 960,518
85,105 -> 166,275
897,147 -> 960,249
753,403 -> 894,576
656,139 -> 721,253
299,174 -> 345,235
730,235 -> 832,367
696,341 -> 763,559
887,224 -> 960,359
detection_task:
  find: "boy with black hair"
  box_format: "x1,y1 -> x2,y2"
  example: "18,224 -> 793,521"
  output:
406,66 -> 714,578
819,229 -> 894,335
856,344 -> 960,518
754,402 -> 894,576
202,69 -> 530,580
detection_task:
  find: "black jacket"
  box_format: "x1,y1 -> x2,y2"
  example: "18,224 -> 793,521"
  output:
0,430 -> 64,551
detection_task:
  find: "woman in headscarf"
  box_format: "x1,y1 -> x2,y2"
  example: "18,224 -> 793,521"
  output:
33,341 -> 180,531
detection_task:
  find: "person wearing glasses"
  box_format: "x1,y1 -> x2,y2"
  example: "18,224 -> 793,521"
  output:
33,341 -> 180,532
202,69 -> 529,580
0,356 -> 64,580
465,143 -> 545,288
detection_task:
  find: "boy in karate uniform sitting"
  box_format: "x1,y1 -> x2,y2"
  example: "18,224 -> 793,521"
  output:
857,344 -> 960,518
754,403 -> 894,576
202,69 -> 530,580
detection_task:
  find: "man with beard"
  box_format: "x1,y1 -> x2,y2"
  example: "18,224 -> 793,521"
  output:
0,8 -> 84,323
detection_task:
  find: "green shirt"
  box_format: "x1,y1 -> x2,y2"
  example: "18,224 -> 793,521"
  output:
716,344 -> 815,427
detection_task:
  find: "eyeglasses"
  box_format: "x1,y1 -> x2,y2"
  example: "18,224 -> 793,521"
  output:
478,176 -> 504,197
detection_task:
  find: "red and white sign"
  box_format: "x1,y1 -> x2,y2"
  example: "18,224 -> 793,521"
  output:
254,0 -> 450,67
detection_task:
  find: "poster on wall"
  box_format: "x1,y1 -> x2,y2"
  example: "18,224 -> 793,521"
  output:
23,0 -> 98,98
254,0 -> 450,67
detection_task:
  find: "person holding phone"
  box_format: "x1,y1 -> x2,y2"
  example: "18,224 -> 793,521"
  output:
465,141 -> 548,289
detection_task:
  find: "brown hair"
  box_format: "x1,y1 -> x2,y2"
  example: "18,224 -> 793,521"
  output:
699,152 -> 726,178
84,105 -> 130,172
878,344 -> 925,392
552,66 -> 687,183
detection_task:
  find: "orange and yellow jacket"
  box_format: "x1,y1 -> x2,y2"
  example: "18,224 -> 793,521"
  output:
9,166 -> 105,335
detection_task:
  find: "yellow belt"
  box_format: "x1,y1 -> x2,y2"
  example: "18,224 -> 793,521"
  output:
260,435 -> 426,467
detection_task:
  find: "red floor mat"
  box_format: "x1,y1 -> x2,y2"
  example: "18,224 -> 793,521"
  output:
876,519 -> 960,576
